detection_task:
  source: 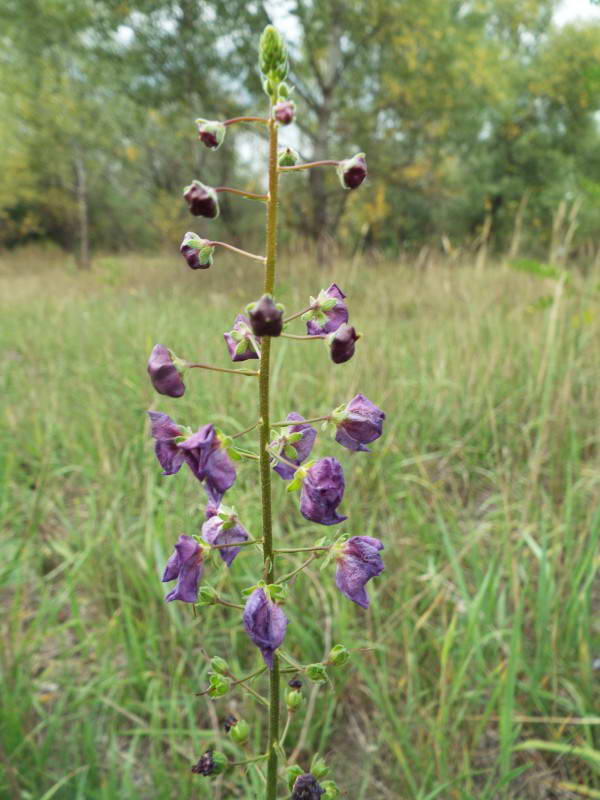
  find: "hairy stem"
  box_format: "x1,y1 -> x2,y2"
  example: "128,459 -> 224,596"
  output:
223,115 -> 269,126
208,240 -> 266,262
215,186 -> 268,201
261,116 -> 280,800
271,414 -> 332,427
186,362 -> 259,376
279,159 -> 339,172
280,333 -> 325,341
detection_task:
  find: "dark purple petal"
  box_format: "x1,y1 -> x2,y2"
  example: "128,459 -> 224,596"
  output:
300,457 -> 347,526
329,324 -> 359,364
183,180 -> 219,218
224,314 -> 259,362
339,153 -> 367,190
270,412 -> 317,480
292,773 -> 325,800
249,295 -> 283,337
162,535 -> 203,603
306,283 -> 348,336
147,344 -> 185,398
148,411 -> 185,475
202,516 -> 249,567
179,423 -> 236,501
335,393 -> 385,452
274,100 -> 295,125
335,536 -> 384,608
243,588 -> 288,669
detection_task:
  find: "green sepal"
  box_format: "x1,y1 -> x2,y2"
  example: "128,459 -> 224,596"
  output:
235,339 -> 252,356
286,765 -> 304,791
229,719 -> 249,744
287,432 -> 303,444
320,297 -> 337,311
209,751 -> 227,776
286,472 -> 304,493
197,585 -> 218,605
305,663 -> 328,682
272,739 -> 287,763
208,673 -> 229,697
284,444 -> 297,460
327,644 -> 350,667
286,688 -> 302,710
310,754 -> 330,780
210,656 -> 229,675
322,780 -> 341,799
266,583 -> 287,603
241,579 -> 264,597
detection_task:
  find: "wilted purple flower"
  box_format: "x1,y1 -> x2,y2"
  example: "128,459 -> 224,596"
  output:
335,536 -> 384,609
191,748 -> 226,776
274,100 -> 295,125
162,534 -> 204,603
248,294 -> 283,337
195,118 -> 226,150
306,284 -> 348,336
243,587 -> 288,669
148,411 -> 186,476
202,513 -> 249,567
292,773 -> 325,800
300,457 -> 347,526
269,413 -> 316,480
179,424 -> 236,503
179,232 -> 214,269
329,323 -> 359,364
334,394 -> 385,452
147,344 -> 185,398
223,314 -> 260,362
183,180 -> 219,219
337,152 -> 367,190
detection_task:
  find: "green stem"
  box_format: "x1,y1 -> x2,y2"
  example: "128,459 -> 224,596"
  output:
283,305 -> 313,324
187,362 -> 259,377
208,240 -> 266,262
271,414 -> 331,427
279,159 -> 339,172
277,554 -> 316,583
231,420 -> 261,439
261,116 -> 280,800
223,116 -> 269,126
275,545 -> 331,554
280,332 -> 325,341
215,186 -> 269,201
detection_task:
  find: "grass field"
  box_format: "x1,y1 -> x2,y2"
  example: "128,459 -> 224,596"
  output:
1,249 -> 599,799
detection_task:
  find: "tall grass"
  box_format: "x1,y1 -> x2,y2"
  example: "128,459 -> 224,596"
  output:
1,251 -> 599,799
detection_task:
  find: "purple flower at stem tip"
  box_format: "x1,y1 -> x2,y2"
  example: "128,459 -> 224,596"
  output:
202,513 -> 249,567
147,344 -> 186,398
162,534 -> 203,603
269,412 -> 316,480
243,587 -> 288,669
300,457 -> 347,525
306,283 -> 348,336
334,393 -> 385,452
335,536 -> 384,609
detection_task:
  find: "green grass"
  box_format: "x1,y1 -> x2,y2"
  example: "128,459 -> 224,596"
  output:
1,250 -> 599,799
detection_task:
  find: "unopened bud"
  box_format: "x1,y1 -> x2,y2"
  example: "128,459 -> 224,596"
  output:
259,25 -> 288,82
286,688 -> 303,711
208,673 -> 229,697
229,718 -> 249,744
197,585 -> 218,605
147,344 -> 185,398
328,324 -> 360,364
337,152 -> 367,190
195,119 -> 226,150
292,773 -> 325,799
179,231 -> 214,269
248,294 -> 284,336
305,663 -> 328,683
183,180 -> 219,219
274,100 -> 295,125
210,656 -> 229,675
327,645 -> 350,667
279,146 -> 300,167
286,765 -> 304,791
191,749 -> 227,777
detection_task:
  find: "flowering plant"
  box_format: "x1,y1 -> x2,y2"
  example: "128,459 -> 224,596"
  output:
146,25 -> 384,799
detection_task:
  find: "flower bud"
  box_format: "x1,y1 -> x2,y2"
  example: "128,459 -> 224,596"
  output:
147,344 -> 186,398
286,765 -> 304,791
195,118 -> 226,150
259,25 -> 288,82
327,644 -> 350,667
183,180 -> 219,219
208,673 -> 229,697
286,688 -> 303,711
210,656 -> 229,675
248,294 -> 284,337
321,780 -> 341,799
278,146 -> 300,167
305,663 -> 328,682
328,324 -> 360,364
179,232 -> 214,269
291,773 -> 325,799
337,153 -> 367,190
229,718 -> 250,744
274,100 -> 295,125
191,749 -> 227,776
197,585 -> 218,605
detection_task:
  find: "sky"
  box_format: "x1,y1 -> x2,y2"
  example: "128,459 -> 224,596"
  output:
555,0 -> 600,24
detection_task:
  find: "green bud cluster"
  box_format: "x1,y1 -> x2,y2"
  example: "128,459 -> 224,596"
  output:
259,25 -> 289,101
229,718 -> 249,744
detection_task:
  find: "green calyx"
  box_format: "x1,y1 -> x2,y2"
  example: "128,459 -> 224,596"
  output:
327,644 -> 350,667
310,754 -> 330,780
259,25 -> 288,81
210,656 -> 229,675
207,672 -> 229,697
322,780 -> 341,799
197,585 -> 218,605
305,663 -> 328,683
286,460 -> 315,493
278,146 -> 299,167
285,765 -> 304,791
229,718 -> 249,744
286,688 -> 303,711
209,751 -> 227,776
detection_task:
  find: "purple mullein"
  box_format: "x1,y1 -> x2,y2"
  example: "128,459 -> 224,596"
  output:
248,294 -> 283,337
338,153 -> 367,190
147,344 -> 186,398
195,118 -> 226,150
179,232 -> 214,269
202,511 -> 249,567
300,457 -> 347,525
328,323 -> 359,364
243,587 -> 288,669
224,314 -> 260,362
335,536 -> 384,609
183,180 -> 220,218
162,534 -> 204,603
306,283 -> 348,336
333,394 -> 385,452
269,413 -> 317,480
291,774 -> 325,799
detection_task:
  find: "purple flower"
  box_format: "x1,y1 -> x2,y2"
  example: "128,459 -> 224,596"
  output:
335,536 -> 384,609
248,294 -> 283,337
243,587 -> 288,669
274,100 -> 295,125
195,119 -> 226,150
300,457 -> 347,526
147,344 -> 185,398
183,180 -> 219,219
148,411 -> 186,475
306,283 -> 348,336
334,394 -> 385,452
328,323 -> 359,364
202,513 -> 249,567
162,534 -> 204,603
291,774 -> 325,800
337,152 -> 367,190
148,413 -> 236,503
223,314 -> 260,362
179,424 -> 236,503
269,413 -> 316,480
179,232 -> 214,270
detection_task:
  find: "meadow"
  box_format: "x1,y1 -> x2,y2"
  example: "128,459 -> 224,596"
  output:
1,249 -> 599,799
